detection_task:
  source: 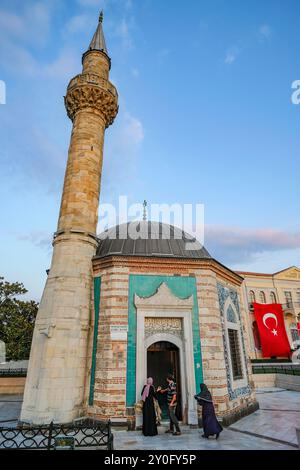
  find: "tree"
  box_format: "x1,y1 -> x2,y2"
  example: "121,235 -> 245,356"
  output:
0,276 -> 38,361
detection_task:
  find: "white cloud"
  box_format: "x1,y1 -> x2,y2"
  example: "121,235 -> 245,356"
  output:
121,112 -> 144,144
77,0 -> 132,8
18,231 -> 52,251
101,110 -> 144,197
0,2 -> 52,46
65,14 -> 94,34
158,48 -> 170,58
259,24 -> 272,40
77,0 -> 107,6
0,37 -> 79,79
0,9 -> 25,38
42,47 -> 79,78
115,18 -> 134,50
204,225 -> 300,265
0,1 -> 59,77
224,46 -> 240,65
131,67 -> 139,77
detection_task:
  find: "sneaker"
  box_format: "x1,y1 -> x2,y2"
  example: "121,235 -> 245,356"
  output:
165,429 -> 172,433
173,431 -> 181,436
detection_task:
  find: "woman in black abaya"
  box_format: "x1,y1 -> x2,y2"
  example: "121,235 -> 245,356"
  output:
141,377 -> 158,436
195,383 -> 223,439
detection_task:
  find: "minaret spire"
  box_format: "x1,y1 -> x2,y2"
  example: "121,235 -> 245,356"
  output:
87,9 -> 108,57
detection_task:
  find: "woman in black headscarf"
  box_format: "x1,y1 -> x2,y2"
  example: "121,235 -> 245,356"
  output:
195,383 -> 223,439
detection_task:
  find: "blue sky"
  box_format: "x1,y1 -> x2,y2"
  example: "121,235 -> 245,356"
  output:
0,0 -> 300,300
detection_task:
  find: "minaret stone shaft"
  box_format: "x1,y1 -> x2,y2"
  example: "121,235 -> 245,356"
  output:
21,14 -> 118,424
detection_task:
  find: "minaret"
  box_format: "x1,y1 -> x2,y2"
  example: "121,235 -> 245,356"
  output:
21,12 -> 118,424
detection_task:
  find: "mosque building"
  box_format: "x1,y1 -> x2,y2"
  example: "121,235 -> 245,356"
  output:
21,12 -> 265,428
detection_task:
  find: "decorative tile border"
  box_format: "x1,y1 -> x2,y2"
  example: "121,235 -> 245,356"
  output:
126,274 -> 203,407
89,276 -> 101,406
217,282 -> 251,400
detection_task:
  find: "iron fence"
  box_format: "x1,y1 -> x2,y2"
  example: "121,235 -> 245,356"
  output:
0,368 -> 27,377
252,364 -> 300,376
0,419 -> 113,450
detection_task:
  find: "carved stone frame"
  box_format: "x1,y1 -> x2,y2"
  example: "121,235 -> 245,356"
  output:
134,283 -> 198,425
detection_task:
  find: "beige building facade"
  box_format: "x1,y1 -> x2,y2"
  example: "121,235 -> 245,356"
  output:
238,267 -> 300,359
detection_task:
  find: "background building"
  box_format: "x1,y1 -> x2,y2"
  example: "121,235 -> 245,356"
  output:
238,267 -> 300,359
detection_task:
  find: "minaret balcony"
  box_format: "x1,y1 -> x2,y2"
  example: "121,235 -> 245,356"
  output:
67,72 -> 118,100
65,72 -> 118,126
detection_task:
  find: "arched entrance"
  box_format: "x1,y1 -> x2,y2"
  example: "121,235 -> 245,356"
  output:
134,283 -> 200,427
147,341 -> 182,421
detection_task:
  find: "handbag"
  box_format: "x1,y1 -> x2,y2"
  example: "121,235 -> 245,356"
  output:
154,398 -> 162,424
135,399 -> 144,414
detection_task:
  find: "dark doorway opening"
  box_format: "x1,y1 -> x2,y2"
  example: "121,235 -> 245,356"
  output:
147,341 -> 182,421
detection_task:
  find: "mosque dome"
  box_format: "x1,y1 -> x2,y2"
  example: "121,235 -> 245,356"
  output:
95,221 -> 211,260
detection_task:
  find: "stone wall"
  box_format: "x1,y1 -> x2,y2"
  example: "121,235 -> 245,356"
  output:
253,373 -> 276,388
87,265 -> 129,423
276,373 -> 300,392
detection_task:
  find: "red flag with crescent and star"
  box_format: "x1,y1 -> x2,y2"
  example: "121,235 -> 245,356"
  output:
253,303 -> 291,358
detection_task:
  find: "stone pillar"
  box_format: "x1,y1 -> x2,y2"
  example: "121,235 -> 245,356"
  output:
21,48 -> 118,424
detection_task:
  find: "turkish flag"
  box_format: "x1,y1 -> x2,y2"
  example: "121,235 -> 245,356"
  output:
253,303 -> 291,358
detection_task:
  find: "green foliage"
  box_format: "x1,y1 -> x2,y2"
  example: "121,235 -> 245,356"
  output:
0,276 -> 38,361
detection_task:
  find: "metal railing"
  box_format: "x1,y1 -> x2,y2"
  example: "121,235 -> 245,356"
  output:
252,364 -> 300,376
0,419 -> 113,450
0,368 -> 27,377
281,302 -> 300,311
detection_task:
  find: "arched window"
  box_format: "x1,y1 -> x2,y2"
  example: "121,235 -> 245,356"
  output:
252,321 -> 261,350
225,304 -> 243,381
259,291 -> 266,303
249,290 -> 255,303
270,291 -> 276,303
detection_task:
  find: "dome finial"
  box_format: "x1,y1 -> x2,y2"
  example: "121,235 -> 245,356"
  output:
143,200 -> 147,221
99,10 -> 103,23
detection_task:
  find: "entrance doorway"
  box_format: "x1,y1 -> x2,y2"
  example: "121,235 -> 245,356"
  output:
147,341 -> 182,421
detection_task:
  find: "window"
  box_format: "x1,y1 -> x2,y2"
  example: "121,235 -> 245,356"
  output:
270,291 -> 277,303
228,329 -> 243,380
285,291 -> 293,308
252,321 -> 262,350
290,323 -> 300,343
249,290 -> 255,303
259,291 -> 266,303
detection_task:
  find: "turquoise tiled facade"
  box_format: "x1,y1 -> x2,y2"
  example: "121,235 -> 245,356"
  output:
126,274 -> 203,407
89,276 -> 101,406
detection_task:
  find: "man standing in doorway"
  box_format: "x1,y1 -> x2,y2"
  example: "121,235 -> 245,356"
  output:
158,374 -> 181,435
